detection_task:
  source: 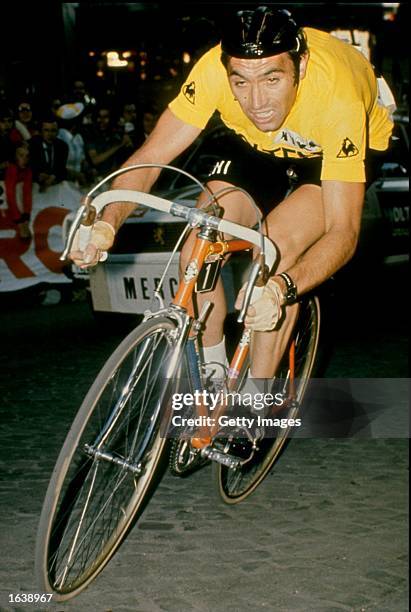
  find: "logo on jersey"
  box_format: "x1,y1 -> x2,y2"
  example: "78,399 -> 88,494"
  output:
183,81 -> 196,105
337,138 -> 359,158
273,129 -> 321,154
209,160 -> 232,176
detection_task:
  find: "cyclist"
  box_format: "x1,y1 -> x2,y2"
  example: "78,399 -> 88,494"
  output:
70,6 -> 393,380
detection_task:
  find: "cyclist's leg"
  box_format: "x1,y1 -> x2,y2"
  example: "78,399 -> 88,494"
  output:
251,183 -> 325,378
180,178 -> 259,347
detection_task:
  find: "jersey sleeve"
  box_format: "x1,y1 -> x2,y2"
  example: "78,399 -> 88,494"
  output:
169,48 -> 222,129
320,101 -> 367,182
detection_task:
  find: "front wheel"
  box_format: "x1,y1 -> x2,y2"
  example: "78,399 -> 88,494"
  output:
214,296 -> 320,504
35,316 -> 180,601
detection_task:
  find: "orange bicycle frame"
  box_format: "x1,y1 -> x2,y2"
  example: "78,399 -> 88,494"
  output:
169,229 -> 297,447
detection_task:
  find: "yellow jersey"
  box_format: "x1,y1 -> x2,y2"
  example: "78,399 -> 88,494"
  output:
169,28 -> 393,182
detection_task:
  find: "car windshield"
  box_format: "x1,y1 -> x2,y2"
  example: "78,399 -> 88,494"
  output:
380,116 -> 409,177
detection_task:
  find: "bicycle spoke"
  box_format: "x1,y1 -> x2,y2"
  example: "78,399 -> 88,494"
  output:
55,461 -> 100,588
95,331 -> 166,450
50,456 -> 132,585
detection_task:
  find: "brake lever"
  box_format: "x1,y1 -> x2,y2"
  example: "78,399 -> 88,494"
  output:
60,205 -> 87,261
237,252 -> 270,324
237,261 -> 262,324
60,197 -> 97,261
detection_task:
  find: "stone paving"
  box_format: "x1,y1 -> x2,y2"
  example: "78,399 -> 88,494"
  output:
0,291 -> 408,612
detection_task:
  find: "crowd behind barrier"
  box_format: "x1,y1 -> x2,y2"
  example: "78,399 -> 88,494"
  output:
0,81 -> 163,294
0,180 -> 85,292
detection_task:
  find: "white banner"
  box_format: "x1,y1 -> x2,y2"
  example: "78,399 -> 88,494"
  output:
0,181 -> 83,292
90,253 -> 181,314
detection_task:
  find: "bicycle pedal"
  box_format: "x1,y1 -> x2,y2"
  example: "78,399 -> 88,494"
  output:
201,446 -> 242,469
203,433 -> 257,466
219,436 -> 256,460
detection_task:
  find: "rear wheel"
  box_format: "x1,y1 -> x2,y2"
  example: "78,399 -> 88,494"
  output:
214,296 -> 320,504
35,316 -> 180,600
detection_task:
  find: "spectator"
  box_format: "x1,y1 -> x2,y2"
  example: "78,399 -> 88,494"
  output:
50,97 -> 63,119
142,109 -> 159,139
11,101 -> 37,142
118,102 -> 145,148
69,79 -> 96,136
85,106 -> 133,178
56,102 -> 88,186
72,80 -> 88,105
4,142 -> 33,239
29,117 -> 68,192
0,105 -> 15,179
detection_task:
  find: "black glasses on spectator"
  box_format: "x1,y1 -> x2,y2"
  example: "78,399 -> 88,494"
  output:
18,105 -> 31,112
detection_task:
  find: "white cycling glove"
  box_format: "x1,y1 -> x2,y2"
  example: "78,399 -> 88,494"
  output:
236,278 -> 284,332
70,220 -> 115,267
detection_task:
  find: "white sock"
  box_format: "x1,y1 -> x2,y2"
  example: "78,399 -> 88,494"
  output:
202,337 -> 228,379
202,336 -> 227,364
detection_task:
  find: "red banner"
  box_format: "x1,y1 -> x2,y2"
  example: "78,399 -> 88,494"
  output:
0,181 -> 83,291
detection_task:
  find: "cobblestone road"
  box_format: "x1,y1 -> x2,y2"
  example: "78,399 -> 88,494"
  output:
0,281 -> 408,612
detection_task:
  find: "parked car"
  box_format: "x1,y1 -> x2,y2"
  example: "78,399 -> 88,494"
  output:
364,111 -> 409,263
65,113 -> 409,315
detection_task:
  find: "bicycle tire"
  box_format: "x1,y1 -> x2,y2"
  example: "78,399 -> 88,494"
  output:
214,296 -> 320,504
35,316 -> 180,601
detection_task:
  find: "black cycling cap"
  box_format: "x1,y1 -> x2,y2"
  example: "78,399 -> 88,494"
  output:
221,6 -> 304,59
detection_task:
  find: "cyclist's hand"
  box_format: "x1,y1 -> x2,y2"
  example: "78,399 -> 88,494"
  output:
69,220 -> 115,269
235,278 -> 284,331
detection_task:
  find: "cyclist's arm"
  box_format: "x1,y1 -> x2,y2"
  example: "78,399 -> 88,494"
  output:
275,180 -> 365,296
70,109 -> 201,267
101,109 -> 202,231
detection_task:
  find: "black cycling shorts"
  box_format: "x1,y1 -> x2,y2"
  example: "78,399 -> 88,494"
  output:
206,129 -> 322,216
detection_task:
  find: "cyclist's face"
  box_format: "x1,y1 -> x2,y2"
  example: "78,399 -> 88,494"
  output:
227,52 -> 308,132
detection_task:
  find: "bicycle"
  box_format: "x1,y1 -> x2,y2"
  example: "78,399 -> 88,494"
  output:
35,164 -> 320,600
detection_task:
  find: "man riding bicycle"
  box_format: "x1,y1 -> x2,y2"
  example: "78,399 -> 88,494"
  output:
70,6 -> 393,381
